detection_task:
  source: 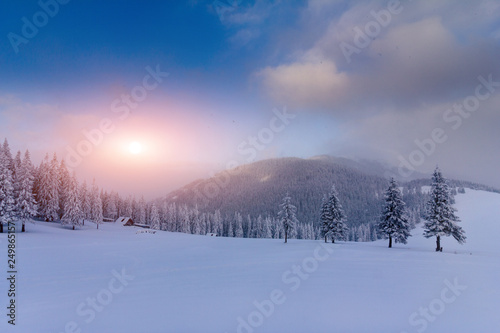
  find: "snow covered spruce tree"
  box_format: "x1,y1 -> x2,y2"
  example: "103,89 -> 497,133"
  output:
320,186 -> 348,243
150,203 -> 161,230
278,193 -> 298,243
15,151 -> 37,232
36,153 -> 60,221
424,167 -> 466,252
2,139 -> 14,174
138,196 -> 147,225
79,180 -> 91,224
320,195 -> 332,242
62,174 -> 83,230
0,147 -> 16,233
227,215 -> 234,237
328,185 -> 348,243
378,178 -> 411,248
125,195 -> 133,218
12,151 -> 22,201
58,159 -> 71,219
234,212 -> 243,238
90,179 -> 103,229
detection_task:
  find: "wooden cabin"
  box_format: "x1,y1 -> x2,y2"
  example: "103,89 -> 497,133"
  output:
116,217 -> 134,226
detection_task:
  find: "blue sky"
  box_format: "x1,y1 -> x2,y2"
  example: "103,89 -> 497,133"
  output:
1,0 -> 500,197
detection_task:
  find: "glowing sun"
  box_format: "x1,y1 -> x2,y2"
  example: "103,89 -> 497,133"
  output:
128,141 -> 143,155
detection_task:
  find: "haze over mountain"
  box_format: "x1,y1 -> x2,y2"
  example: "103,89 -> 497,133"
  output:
166,156 -> 498,229
167,156 -> 404,227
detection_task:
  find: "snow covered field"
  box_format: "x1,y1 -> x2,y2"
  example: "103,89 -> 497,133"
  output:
1,189 -> 499,333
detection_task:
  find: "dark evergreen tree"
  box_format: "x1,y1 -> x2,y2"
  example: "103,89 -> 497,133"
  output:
328,185 -> 348,243
378,178 -> 411,248
278,193 -> 298,243
320,195 -> 332,243
423,167 -> 466,251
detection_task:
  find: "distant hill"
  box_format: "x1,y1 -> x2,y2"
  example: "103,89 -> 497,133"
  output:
307,155 -> 428,181
164,155 -> 500,231
166,157 -> 391,227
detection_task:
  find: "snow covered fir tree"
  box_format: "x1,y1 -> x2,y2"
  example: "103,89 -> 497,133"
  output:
278,193 -> 298,243
90,179 -> 104,229
424,167 -> 466,251
14,151 -> 37,232
320,196 -> 331,242
378,178 -> 411,248
0,142 -> 16,234
61,174 -> 83,230
320,185 -> 348,243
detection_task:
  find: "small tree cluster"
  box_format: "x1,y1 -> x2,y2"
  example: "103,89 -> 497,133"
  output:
0,139 -> 37,232
0,141 -> 106,231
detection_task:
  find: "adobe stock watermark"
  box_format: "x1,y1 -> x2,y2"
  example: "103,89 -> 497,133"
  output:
401,277 -> 467,333
193,106 -> 296,205
396,74 -> 499,178
59,267 -> 135,333
340,0 -> 408,64
8,0 -> 71,54
235,243 -> 334,333
65,65 -> 169,171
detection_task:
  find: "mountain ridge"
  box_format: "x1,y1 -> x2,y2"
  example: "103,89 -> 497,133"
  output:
166,156 -> 391,226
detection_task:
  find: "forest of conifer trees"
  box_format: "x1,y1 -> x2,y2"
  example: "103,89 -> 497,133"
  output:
0,138 -> 472,244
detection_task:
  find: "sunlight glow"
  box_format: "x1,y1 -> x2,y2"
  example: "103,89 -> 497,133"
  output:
129,141 -> 143,155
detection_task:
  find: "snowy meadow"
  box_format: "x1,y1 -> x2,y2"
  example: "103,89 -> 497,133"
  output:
1,189 -> 499,333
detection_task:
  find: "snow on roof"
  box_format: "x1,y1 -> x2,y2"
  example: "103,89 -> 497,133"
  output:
116,217 -> 134,225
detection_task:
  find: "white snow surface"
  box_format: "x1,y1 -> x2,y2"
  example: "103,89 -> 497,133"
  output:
1,189 -> 499,333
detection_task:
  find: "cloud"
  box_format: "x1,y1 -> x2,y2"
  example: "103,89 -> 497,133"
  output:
221,0 -> 277,25
257,10 -> 500,113
0,95 -> 62,133
228,28 -> 261,46
307,0 -> 344,12
212,0 -> 280,45
258,60 -> 349,110
0,95 -> 63,158
0,94 -> 109,160
254,0 -> 500,187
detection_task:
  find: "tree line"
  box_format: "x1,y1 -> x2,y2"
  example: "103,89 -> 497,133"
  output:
0,138 -> 468,251
0,139 -> 103,231
274,166 -> 466,251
